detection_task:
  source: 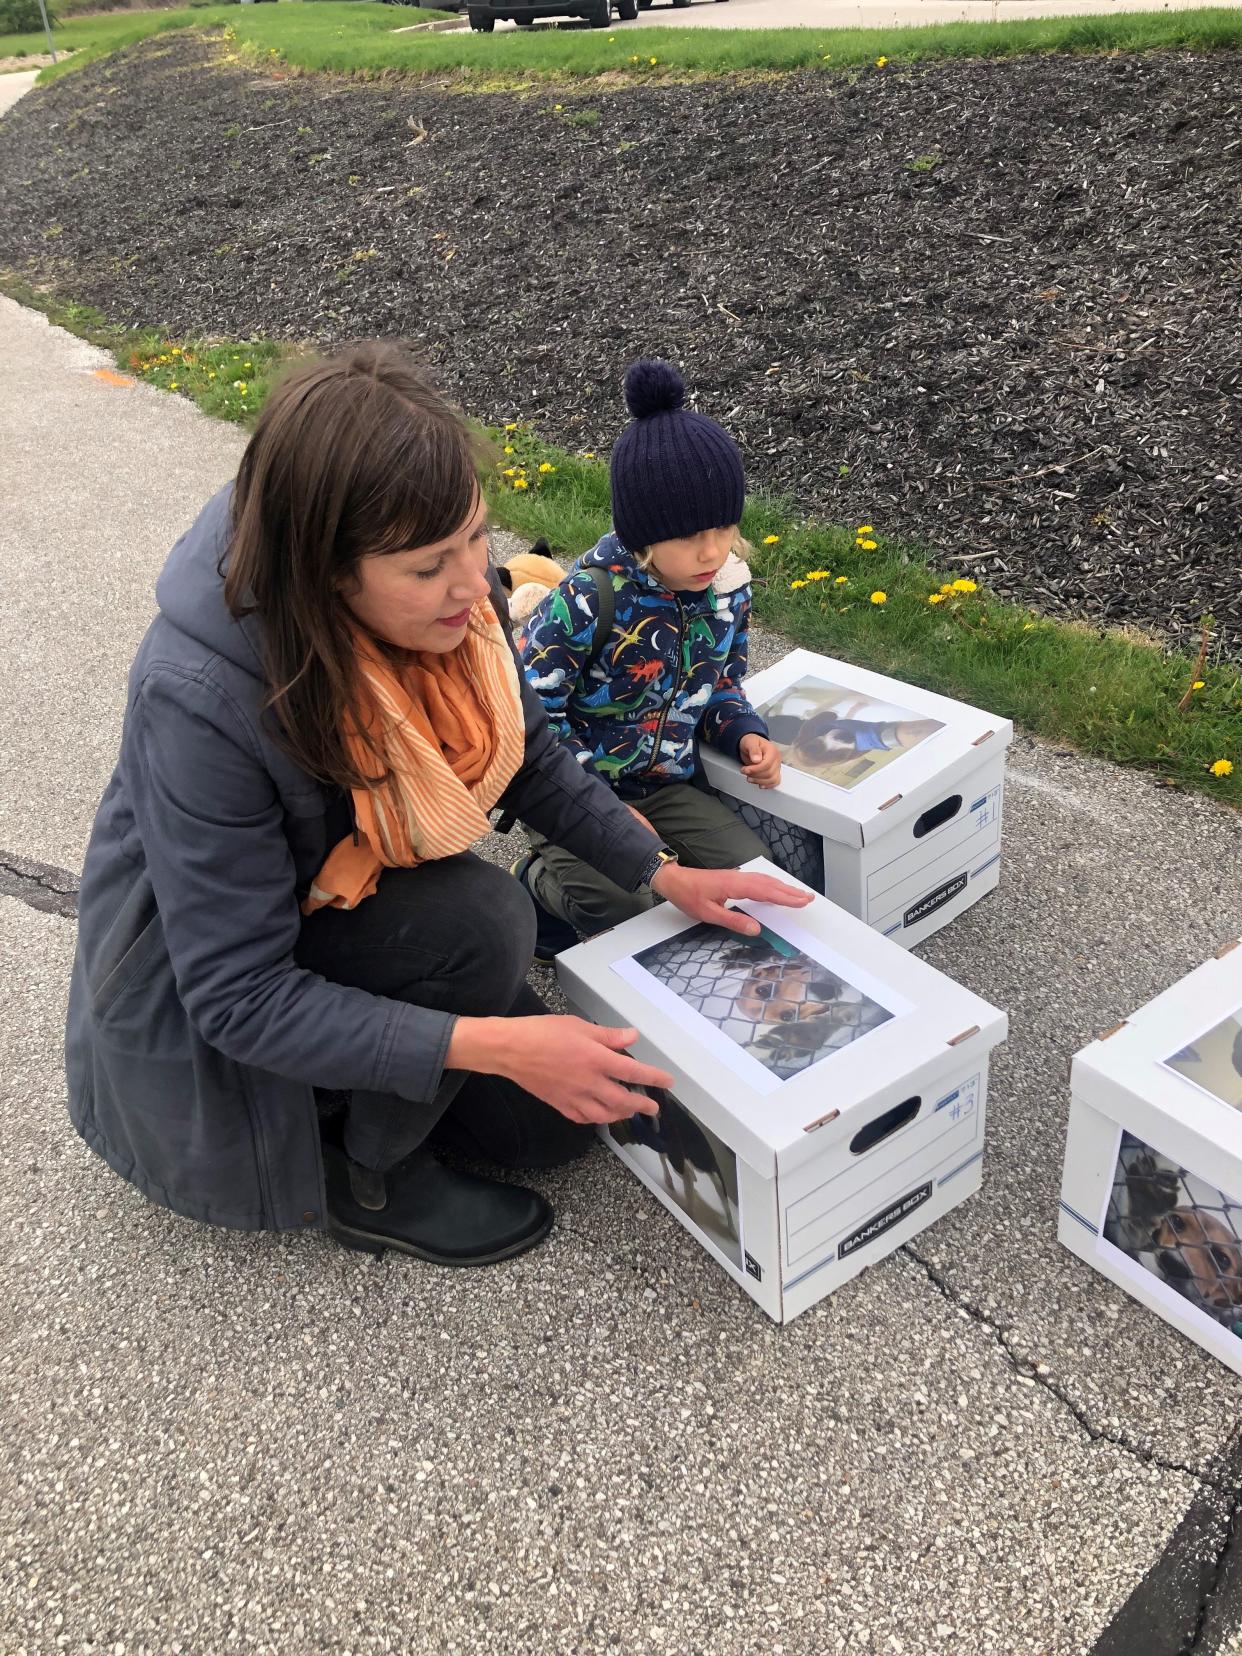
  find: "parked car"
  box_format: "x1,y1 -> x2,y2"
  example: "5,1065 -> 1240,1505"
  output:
467,0 -> 637,28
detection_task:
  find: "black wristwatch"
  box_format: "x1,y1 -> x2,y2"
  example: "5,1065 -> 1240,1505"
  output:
639,846 -> 679,891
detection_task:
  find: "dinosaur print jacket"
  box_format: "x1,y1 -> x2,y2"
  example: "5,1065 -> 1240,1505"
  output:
516,534 -> 767,801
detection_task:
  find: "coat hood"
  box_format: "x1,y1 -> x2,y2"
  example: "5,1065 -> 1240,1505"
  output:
154,484 -> 267,679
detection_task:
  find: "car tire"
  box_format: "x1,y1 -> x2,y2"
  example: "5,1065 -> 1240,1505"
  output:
617,0 -> 638,16
468,9 -> 495,26
588,0 -> 611,22
672,0 -> 691,8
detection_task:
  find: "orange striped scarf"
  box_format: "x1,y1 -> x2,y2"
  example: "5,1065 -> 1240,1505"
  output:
304,600 -> 525,913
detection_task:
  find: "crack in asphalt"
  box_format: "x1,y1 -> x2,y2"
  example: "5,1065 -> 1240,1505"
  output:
0,852 -> 79,919
902,1241 -> 1235,1491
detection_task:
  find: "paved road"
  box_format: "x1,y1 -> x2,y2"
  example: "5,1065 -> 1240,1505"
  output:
445,0 -> 1242,35
4,292 -> 1242,1654
618,0 -> 1242,28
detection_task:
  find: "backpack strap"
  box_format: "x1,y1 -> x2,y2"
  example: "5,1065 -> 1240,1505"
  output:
583,565 -> 615,671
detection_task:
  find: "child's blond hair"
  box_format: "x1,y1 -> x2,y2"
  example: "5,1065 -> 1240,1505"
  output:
633,531 -> 753,571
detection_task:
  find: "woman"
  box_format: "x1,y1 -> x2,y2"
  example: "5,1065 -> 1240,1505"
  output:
66,342 -> 808,1269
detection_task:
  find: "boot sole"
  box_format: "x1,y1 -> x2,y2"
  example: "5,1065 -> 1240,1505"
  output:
327,1205 -> 554,1267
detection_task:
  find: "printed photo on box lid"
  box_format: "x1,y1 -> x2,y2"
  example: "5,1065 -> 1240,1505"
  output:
632,922 -> 894,1084
761,677 -> 944,792
1163,1008 -> 1242,1111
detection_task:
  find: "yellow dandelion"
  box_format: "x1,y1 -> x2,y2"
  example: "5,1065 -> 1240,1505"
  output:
503,445 -> 515,455
584,450 -> 597,459
927,593 -> 945,605
790,579 -> 808,590
875,55 -> 888,67
939,583 -> 955,594
835,575 -> 848,585
504,422 -> 519,432
502,468 -> 517,478
169,380 -> 178,390
538,462 -> 556,474
1210,758 -> 1233,777
951,578 -> 978,594
513,478 -> 529,491
870,591 -> 887,605
806,571 -> 831,581
763,534 -> 781,545
1192,680 -> 1206,691
649,57 -> 658,66
856,524 -> 874,534
858,538 -> 878,551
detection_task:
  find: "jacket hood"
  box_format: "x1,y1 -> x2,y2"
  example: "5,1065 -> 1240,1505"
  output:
154,484 -> 267,679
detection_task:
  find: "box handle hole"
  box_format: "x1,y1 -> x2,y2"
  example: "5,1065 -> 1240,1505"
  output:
913,794 -> 962,839
850,1096 -> 920,1155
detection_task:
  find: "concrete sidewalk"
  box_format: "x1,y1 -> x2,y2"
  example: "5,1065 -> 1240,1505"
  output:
3,293 -> 1242,1654
0,72 -> 38,119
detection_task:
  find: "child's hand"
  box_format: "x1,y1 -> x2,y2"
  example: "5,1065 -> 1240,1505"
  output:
739,735 -> 782,789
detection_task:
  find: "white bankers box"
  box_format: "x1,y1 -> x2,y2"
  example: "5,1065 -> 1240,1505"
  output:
700,649 -> 1013,948
1059,939 -> 1242,1375
557,858 -> 1008,1323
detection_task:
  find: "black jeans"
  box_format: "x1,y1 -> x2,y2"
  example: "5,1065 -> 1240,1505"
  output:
295,853 -> 593,1174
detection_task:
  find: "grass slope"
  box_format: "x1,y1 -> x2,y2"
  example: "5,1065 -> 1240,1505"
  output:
2,3 -> 1241,87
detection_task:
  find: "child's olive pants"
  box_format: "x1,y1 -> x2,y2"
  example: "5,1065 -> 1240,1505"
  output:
524,781 -> 767,936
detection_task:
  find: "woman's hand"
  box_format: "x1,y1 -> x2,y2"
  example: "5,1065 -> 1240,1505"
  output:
446,1015 -> 670,1125
738,734 -> 782,789
649,862 -> 813,936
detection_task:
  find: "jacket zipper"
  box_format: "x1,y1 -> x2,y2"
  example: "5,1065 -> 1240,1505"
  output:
640,595 -> 685,778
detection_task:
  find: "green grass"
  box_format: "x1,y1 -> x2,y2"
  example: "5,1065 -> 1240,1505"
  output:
2,272 -> 1236,806
2,2 -> 1241,87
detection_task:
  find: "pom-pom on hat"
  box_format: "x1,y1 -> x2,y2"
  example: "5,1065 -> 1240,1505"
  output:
609,360 -> 745,553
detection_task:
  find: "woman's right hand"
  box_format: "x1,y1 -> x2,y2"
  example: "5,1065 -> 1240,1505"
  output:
447,1015 -> 670,1125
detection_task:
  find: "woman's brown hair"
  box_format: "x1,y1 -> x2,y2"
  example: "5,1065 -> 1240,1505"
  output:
224,341 -> 486,792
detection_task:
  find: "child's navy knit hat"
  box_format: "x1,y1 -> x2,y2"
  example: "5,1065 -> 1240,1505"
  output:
610,360 -> 745,552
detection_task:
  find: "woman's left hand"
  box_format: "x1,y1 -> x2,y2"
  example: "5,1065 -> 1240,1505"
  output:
649,862 -> 813,936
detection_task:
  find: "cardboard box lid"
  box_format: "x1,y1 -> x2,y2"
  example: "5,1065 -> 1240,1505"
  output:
556,858 -> 1007,1178
701,649 -> 1012,850
1073,938 -> 1242,1163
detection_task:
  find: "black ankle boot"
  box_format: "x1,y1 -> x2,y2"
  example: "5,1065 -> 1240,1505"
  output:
323,1147 -> 553,1266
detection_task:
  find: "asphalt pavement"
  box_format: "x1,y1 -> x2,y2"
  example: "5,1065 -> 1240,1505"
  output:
3,282 -> 1242,1655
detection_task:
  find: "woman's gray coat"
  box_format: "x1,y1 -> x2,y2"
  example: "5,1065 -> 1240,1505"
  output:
65,488 -> 661,1232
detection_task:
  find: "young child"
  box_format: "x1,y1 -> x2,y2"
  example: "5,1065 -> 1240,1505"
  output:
513,359 -> 782,962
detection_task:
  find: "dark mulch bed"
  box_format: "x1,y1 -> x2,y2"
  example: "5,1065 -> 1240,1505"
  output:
2,36 -> 1239,651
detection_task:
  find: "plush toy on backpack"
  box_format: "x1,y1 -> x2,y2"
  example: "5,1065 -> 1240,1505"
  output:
497,542 -> 565,625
